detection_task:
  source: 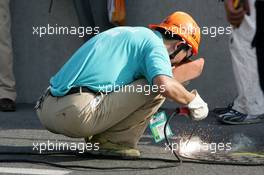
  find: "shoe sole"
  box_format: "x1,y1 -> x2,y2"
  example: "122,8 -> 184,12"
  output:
87,149 -> 140,159
220,118 -> 264,125
0,108 -> 16,112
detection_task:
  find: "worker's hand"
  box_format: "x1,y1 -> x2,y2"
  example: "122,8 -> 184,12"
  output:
187,90 -> 209,121
224,0 -> 250,28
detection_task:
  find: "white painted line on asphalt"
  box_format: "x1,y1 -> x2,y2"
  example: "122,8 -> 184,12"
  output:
0,167 -> 70,175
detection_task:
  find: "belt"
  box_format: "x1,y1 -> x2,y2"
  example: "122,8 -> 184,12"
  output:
35,86 -> 97,110
50,87 -> 96,97
66,86 -> 95,95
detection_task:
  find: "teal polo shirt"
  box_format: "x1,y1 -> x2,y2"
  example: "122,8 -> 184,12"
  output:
50,26 -> 173,96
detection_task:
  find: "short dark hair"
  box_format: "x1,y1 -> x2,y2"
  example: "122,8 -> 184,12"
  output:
155,27 -> 183,41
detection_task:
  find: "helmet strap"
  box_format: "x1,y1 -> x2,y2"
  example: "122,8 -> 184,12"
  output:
169,43 -> 190,60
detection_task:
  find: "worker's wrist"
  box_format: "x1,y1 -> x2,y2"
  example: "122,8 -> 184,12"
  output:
186,91 -> 196,104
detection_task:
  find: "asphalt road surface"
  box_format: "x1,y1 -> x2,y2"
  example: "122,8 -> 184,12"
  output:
0,104 -> 263,175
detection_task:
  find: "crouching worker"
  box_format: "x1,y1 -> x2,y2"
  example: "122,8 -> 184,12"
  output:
36,11 -> 208,158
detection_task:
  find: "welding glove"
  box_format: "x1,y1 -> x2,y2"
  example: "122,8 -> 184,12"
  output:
187,90 -> 209,121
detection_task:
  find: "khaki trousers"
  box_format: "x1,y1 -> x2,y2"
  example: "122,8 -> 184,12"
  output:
37,79 -> 165,148
0,0 -> 16,100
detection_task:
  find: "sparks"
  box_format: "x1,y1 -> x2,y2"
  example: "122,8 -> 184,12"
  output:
179,136 -> 204,155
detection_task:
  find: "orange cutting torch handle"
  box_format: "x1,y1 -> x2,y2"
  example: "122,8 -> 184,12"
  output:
176,107 -> 190,116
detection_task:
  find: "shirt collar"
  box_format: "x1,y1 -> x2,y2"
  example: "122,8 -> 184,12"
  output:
153,30 -> 163,41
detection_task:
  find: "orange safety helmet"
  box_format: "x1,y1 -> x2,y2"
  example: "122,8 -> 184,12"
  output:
149,11 -> 201,55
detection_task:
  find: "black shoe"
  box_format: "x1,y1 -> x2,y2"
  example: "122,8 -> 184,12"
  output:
0,98 -> 16,112
219,109 -> 264,125
212,102 -> 234,117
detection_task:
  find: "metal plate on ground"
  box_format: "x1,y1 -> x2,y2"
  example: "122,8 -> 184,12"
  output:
159,111 -> 264,165
180,152 -> 264,165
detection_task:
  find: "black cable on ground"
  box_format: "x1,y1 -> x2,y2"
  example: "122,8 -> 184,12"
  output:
0,151 -> 263,172
0,159 -> 178,171
48,0 -> 53,13
0,146 -> 264,170
0,151 -> 180,171
164,111 -> 182,164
